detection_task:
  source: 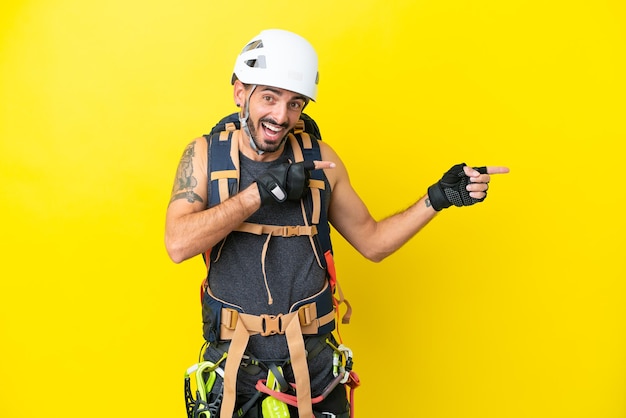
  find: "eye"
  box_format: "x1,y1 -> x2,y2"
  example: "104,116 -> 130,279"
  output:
289,101 -> 304,110
262,95 -> 274,103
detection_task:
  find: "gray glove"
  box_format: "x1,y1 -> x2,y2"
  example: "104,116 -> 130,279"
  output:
256,159 -> 314,205
428,163 -> 488,211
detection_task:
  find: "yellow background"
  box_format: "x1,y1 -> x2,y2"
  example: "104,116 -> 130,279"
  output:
1,0 -> 625,417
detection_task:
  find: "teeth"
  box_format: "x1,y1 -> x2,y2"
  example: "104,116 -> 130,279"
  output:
262,122 -> 281,132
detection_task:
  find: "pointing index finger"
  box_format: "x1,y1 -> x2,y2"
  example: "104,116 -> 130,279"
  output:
313,160 -> 336,170
486,166 -> 510,174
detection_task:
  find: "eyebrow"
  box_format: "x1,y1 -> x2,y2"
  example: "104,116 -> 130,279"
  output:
260,87 -> 307,102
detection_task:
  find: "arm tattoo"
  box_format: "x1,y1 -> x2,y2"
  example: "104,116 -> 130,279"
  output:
425,198 -> 432,208
170,142 -> 204,204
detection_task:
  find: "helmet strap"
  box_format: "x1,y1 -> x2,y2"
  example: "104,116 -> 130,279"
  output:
239,85 -> 264,155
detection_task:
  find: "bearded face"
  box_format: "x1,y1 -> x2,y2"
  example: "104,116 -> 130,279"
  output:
239,84 -> 308,155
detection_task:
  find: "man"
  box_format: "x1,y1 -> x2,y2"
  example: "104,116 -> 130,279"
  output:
165,29 -> 509,418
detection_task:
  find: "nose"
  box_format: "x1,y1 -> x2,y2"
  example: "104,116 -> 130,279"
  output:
271,102 -> 290,125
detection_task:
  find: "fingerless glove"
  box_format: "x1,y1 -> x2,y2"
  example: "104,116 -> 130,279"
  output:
428,163 -> 487,211
256,160 -> 314,205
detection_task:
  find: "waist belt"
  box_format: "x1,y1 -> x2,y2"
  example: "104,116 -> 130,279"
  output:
219,302 -> 335,339
207,281 -> 336,418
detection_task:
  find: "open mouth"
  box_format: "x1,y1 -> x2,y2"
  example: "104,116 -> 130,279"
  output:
261,121 -> 284,140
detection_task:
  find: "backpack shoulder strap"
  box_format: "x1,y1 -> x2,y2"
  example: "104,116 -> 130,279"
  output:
287,132 -> 333,257
204,122 -> 239,208
201,123 -> 239,269
288,132 -> 351,326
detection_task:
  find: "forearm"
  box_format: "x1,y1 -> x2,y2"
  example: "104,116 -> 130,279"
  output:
358,195 -> 437,262
165,185 -> 261,263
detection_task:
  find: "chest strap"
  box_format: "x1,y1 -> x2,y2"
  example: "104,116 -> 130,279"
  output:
234,222 -> 318,237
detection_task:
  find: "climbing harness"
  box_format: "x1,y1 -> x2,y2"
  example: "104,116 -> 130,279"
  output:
185,113 -> 359,418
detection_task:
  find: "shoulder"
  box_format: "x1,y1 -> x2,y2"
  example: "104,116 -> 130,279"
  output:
178,136 -> 208,181
176,137 -> 208,161
189,136 -> 209,160
317,140 -> 349,192
317,139 -> 338,161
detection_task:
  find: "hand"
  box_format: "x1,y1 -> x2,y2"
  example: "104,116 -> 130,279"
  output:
256,159 -> 335,205
427,163 -> 510,211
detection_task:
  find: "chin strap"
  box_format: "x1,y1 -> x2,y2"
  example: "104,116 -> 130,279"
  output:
239,85 -> 264,155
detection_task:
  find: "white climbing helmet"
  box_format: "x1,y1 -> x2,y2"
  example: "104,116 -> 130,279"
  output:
231,29 -> 319,101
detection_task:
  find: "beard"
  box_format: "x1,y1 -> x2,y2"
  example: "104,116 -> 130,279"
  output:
247,117 -> 290,154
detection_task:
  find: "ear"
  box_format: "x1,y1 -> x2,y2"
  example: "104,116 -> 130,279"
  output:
233,80 -> 247,108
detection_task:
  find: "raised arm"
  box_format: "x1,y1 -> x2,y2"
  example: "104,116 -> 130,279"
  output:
321,142 -> 509,262
323,143 -> 437,262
